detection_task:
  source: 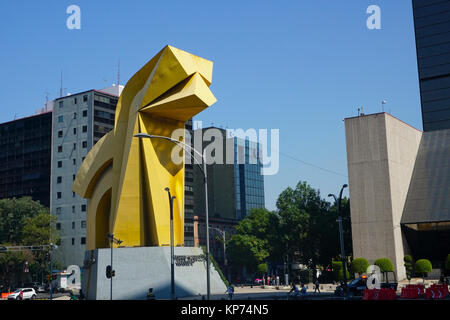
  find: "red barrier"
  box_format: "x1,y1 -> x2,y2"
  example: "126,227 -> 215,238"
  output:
363,288 -> 396,300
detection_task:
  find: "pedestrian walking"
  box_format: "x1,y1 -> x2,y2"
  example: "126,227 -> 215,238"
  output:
314,279 -> 321,293
226,284 -> 234,300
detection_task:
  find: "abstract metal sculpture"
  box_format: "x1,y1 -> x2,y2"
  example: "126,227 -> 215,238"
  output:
73,45 -> 217,250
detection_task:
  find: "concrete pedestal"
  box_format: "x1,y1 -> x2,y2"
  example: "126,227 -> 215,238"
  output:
81,246 -> 227,300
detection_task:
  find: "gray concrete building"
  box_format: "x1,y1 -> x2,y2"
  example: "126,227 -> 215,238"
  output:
51,85 -> 122,267
343,0 -> 450,282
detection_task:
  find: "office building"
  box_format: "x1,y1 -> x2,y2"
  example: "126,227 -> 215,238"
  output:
0,111 -> 52,207
413,0 -> 450,131
344,0 -> 450,280
193,127 -> 265,267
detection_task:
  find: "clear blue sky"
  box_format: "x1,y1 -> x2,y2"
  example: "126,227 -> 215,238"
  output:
0,0 -> 422,210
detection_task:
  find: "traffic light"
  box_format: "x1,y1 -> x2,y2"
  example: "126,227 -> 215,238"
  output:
106,265 -> 112,279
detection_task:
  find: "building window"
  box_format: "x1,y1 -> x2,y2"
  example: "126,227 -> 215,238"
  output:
82,157 -> 85,161
74,97 -> 77,104
82,141 -> 87,148
58,146 -> 62,153
73,128 -> 77,135
73,112 -> 77,119
57,161 -> 62,168
81,237 -> 86,245
72,221 -> 75,229
82,125 -> 87,133
58,130 -> 63,138
56,207 -> 61,214
59,101 -> 63,108
72,238 -> 75,245
57,176 -> 62,184
83,110 -> 88,117
73,192 -> 76,198
58,115 -> 63,123
72,205 -> 75,213
73,174 -> 76,181
81,204 -> 86,212
83,95 -> 88,102
56,223 -> 61,230
73,158 -> 76,165
81,221 -> 86,229
57,192 -> 62,199
73,143 -> 76,150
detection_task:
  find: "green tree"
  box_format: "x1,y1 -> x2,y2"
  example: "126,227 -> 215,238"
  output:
445,254 -> 450,274
404,255 -> 413,282
332,259 -> 349,281
351,258 -> 369,276
415,259 -> 432,283
0,197 -> 49,244
276,181 -> 352,276
227,234 -> 269,273
0,197 -> 60,287
374,258 -> 394,283
227,208 -> 279,275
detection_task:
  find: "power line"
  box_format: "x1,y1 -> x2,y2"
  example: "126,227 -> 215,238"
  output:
278,151 -> 348,178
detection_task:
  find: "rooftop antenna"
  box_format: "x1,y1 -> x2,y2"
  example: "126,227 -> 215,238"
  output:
117,58 -> 121,86
358,107 -> 360,116
44,90 -> 50,111
382,99 -> 387,112
360,106 -> 365,116
60,70 -> 63,98
59,70 -> 67,97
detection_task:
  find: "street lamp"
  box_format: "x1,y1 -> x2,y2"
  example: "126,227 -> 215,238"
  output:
134,132 -> 212,300
106,233 -> 122,300
328,184 -> 348,297
165,187 -> 176,300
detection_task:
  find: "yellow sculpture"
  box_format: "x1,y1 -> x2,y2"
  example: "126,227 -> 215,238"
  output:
73,45 -> 217,250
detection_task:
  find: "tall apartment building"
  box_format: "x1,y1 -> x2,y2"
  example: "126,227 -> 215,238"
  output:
51,86 -> 122,267
0,111 -> 52,207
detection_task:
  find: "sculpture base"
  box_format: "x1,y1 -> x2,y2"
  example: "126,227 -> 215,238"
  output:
81,246 -> 227,300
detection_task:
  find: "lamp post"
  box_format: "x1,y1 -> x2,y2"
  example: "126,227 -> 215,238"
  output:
165,187 -> 176,300
328,184 -> 348,297
134,133 -> 211,300
106,233 -> 122,300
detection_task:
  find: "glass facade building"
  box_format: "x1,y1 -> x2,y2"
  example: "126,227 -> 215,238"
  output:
413,0 -> 450,131
234,137 -> 265,219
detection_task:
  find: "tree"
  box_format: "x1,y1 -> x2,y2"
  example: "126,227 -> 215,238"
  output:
0,197 -> 49,244
445,254 -> 450,274
415,259 -> 432,284
0,197 -> 59,287
374,258 -> 394,283
227,234 -> 269,273
351,258 -> 369,277
404,255 -> 413,282
332,259 -> 349,281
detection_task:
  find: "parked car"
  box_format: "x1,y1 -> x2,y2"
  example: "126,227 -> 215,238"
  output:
7,288 -> 36,300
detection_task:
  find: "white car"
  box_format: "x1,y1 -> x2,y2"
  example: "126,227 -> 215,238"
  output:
7,288 -> 37,300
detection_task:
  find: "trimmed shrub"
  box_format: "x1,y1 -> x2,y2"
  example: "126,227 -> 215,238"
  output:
332,260 -> 350,281
351,258 -> 369,275
415,259 -> 432,274
404,255 -> 413,279
374,258 -> 394,272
